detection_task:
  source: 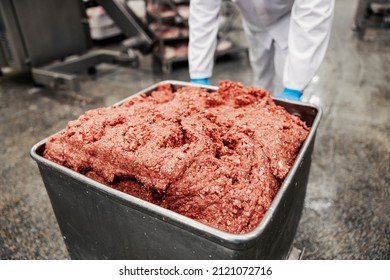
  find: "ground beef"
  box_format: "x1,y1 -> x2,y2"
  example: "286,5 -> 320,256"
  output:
43,81 -> 309,234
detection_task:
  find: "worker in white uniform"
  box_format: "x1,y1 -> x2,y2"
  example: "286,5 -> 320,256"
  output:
188,0 -> 335,101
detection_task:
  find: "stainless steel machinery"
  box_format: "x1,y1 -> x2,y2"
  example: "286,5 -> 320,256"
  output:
0,0 -> 151,91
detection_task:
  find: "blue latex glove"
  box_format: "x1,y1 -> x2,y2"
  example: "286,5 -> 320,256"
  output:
190,78 -> 210,86
276,88 -> 303,101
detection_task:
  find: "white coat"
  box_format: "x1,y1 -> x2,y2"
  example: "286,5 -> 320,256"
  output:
188,0 -> 335,93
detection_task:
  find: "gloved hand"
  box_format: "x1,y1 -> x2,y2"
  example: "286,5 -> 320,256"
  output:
190,78 -> 210,86
276,88 -> 303,101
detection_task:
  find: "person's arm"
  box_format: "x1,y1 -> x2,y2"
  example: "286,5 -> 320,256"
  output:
188,0 -> 222,80
283,0 -> 335,91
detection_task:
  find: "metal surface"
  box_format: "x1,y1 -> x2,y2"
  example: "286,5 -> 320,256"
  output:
288,247 -> 304,260
0,0 -> 29,71
30,81 -> 321,260
21,0 -> 155,90
0,0 -> 133,92
10,0 -> 91,67
32,50 -> 138,92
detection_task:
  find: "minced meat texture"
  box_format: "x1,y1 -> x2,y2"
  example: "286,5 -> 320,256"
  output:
43,81 -> 309,234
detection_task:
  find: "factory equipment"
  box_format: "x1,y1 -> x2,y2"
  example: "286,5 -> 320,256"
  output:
0,0 -> 142,91
354,0 -> 390,41
0,0 -> 245,91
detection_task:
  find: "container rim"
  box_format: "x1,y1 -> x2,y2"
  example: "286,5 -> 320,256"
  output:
30,80 -> 322,249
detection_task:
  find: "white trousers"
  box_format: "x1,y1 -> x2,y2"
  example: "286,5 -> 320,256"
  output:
235,1 -> 291,94
189,0 -> 334,93
243,26 -> 288,94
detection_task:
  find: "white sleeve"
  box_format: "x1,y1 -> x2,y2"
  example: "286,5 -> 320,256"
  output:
188,0 -> 222,79
283,0 -> 335,91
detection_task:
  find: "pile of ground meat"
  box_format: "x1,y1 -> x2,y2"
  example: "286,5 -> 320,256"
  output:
43,81 -> 309,234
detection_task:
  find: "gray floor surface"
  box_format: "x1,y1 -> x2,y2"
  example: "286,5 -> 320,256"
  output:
1,0 -> 389,259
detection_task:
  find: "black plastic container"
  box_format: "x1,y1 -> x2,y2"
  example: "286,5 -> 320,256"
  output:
30,81 -> 321,259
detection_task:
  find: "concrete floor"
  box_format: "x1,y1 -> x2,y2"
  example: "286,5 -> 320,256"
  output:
1,0 -> 389,259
